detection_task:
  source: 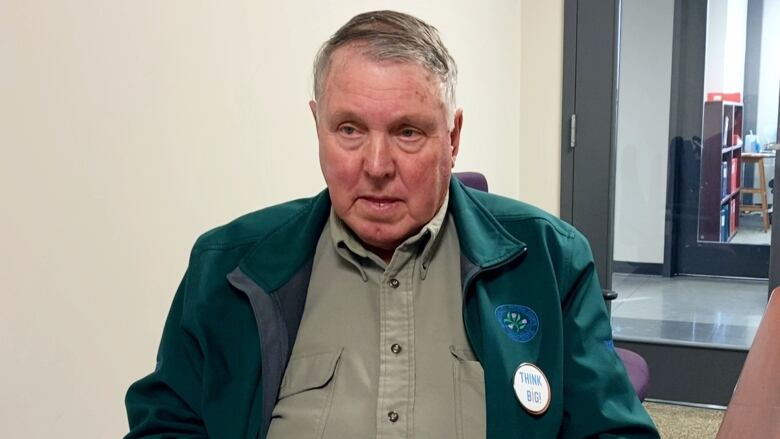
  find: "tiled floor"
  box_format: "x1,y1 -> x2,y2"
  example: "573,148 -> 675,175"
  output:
610,273 -> 768,349
730,213 -> 772,245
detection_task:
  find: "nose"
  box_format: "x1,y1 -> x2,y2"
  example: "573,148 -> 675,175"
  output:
363,133 -> 396,180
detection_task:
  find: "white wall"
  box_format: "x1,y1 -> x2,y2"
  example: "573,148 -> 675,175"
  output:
704,0 -> 748,97
724,0 -> 748,93
757,0 -> 780,143
704,0 -> 728,95
0,1 -> 563,437
613,0 -> 675,264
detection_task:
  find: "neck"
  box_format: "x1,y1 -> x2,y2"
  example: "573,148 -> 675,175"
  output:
365,243 -> 395,263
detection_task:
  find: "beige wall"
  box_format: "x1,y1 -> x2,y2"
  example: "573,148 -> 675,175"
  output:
0,1 -> 562,436
519,1 -> 563,212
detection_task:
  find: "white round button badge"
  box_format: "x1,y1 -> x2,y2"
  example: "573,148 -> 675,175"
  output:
513,363 -> 551,415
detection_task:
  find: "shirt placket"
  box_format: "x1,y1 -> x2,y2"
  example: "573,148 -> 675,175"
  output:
376,257 -> 416,438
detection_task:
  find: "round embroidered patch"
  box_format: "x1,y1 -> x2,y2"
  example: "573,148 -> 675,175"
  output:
495,304 -> 539,343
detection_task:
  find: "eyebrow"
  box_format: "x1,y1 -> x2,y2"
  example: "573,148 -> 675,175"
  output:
393,115 -> 438,132
327,111 -> 438,132
328,111 -> 363,124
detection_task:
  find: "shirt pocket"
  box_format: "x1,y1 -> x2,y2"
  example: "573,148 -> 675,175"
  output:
450,345 -> 486,439
267,347 -> 343,439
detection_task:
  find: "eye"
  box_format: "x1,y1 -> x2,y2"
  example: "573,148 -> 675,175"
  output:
338,124 -> 360,137
398,127 -> 423,140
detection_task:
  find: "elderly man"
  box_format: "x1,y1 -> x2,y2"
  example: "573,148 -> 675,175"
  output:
126,10 -> 658,439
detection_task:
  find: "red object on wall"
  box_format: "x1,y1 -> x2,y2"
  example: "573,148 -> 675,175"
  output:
707,92 -> 742,103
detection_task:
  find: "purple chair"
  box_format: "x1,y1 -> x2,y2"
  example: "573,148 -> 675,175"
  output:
454,172 -> 488,192
616,347 -> 649,401
454,171 -> 650,402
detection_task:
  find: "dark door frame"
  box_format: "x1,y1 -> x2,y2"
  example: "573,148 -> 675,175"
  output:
561,0 -> 776,283
666,0 -> 769,279
558,0 -> 774,405
559,0 -> 620,291
769,88 -> 780,296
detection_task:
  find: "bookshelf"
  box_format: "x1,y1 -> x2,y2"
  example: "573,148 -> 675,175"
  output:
698,101 -> 742,242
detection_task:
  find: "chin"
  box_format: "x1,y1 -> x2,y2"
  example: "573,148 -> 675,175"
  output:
353,223 -> 406,250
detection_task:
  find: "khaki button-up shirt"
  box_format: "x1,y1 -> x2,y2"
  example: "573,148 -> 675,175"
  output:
266,193 -> 485,438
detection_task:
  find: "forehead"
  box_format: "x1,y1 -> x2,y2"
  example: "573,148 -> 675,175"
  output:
320,45 -> 445,114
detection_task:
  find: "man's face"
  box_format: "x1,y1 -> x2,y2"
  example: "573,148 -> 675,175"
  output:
311,45 -> 463,259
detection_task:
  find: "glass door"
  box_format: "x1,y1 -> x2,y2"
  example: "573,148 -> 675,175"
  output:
610,0 -> 777,350
562,0 -> 779,405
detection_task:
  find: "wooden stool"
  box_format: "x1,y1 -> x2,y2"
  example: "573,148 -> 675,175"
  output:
741,153 -> 771,232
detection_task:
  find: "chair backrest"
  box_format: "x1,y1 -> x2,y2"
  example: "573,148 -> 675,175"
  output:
454,172 -> 489,192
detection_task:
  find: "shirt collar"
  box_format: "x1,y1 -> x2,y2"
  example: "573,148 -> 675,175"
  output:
329,191 -> 450,279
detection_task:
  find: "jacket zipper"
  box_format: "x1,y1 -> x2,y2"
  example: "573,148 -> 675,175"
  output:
461,246 -> 528,364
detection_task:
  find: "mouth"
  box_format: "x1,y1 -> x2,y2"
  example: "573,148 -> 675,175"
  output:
357,196 -> 402,211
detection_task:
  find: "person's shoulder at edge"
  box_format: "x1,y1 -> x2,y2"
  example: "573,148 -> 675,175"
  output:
191,189 -> 328,253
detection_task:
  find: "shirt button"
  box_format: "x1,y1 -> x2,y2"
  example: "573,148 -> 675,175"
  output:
389,278 -> 400,288
388,410 -> 399,423
390,343 -> 402,354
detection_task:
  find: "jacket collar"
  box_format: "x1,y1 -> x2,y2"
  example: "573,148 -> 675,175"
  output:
238,177 -> 527,292
237,189 -> 331,293
448,177 -> 527,269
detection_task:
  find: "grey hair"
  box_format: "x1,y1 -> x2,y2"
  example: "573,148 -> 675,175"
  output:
313,10 -> 458,122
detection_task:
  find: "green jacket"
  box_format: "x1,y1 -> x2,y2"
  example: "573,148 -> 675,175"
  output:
126,178 -> 658,438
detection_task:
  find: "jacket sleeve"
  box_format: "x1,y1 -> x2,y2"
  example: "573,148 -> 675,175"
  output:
125,269 -> 208,438
558,232 -> 659,438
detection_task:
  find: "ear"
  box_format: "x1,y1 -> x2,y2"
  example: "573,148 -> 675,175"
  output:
309,100 -> 319,125
449,109 -> 464,167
